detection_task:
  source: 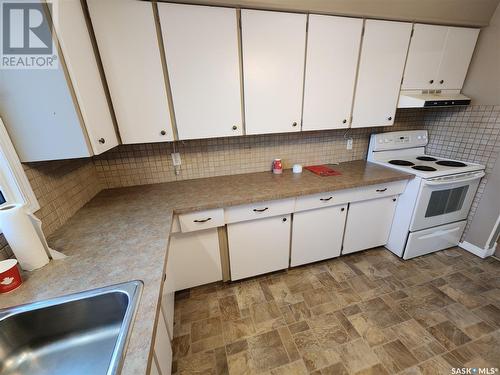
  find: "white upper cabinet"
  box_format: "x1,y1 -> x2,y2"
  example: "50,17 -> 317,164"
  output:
0,0 -> 118,162
351,20 -> 412,128
302,15 -> 363,131
51,0 -> 118,155
437,27 -> 480,90
158,4 -> 242,140
88,0 -> 174,144
241,10 -> 307,135
403,24 -> 479,90
402,24 -> 448,90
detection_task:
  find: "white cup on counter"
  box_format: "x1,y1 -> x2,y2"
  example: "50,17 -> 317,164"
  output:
292,164 -> 303,174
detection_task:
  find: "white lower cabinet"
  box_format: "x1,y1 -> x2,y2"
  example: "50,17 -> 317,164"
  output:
168,228 -> 222,291
228,215 -> 291,280
153,312 -> 172,375
291,204 -> 347,266
342,196 -> 398,254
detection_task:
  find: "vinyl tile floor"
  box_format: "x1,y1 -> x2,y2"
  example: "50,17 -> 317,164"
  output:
171,247 -> 500,374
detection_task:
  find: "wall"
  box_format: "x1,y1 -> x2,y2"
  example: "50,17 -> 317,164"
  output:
464,155 -> 500,250
0,158 -> 103,260
172,0 -> 500,27
462,3 -> 500,106
93,111 -> 424,188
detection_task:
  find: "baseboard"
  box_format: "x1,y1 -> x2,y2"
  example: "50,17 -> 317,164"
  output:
459,241 -> 496,258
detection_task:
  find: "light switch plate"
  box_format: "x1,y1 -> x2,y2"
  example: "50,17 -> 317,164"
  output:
171,152 -> 182,166
346,138 -> 353,150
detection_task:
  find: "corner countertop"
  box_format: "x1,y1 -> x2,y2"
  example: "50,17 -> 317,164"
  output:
0,160 -> 412,375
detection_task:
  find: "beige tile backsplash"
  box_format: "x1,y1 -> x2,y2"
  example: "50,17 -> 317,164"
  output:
1,106 -> 498,261
0,159 -> 101,260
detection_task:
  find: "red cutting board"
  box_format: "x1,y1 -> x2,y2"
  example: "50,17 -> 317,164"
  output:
304,165 -> 342,177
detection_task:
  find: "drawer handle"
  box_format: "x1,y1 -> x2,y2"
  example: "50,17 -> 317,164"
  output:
253,207 -> 269,212
376,188 -> 387,192
320,197 -> 333,201
193,217 -> 212,223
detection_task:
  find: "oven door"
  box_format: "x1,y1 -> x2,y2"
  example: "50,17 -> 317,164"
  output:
410,171 -> 485,231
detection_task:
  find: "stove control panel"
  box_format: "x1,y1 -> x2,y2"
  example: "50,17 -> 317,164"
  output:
370,130 -> 428,151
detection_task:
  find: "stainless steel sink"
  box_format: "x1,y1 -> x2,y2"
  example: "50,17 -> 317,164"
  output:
0,280 -> 143,375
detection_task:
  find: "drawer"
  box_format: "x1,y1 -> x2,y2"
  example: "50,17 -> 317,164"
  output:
354,180 -> 407,202
225,198 -> 295,224
178,208 -> 224,233
294,188 -> 357,212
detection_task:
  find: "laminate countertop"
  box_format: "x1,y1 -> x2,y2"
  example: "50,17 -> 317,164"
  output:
0,160 -> 412,375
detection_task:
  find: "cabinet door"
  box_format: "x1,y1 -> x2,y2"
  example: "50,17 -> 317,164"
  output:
437,27 -> 480,90
228,215 -> 291,280
52,0 -> 119,155
158,4 -> 242,140
88,0 -> 174,144
302,15 -> 362,130
402,24 -> 447,90
241,10 -> 306,135
291,204 -> 347,267
168,228 -> 222,291
351,20 -> 411,128
154,312 -> 172,375
343,196 -> 398,254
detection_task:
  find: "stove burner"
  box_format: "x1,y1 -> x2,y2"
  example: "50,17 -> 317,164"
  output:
416,156 -> 437,161
412,165 -> 437,171
436,160 -> 467,167
389,160 -> 415,166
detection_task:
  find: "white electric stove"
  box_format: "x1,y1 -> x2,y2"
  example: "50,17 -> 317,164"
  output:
367,130 -> 485,259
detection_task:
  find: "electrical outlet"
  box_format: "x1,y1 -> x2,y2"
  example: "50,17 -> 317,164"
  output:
346,138 -> 353,150
171,152 -> 181,166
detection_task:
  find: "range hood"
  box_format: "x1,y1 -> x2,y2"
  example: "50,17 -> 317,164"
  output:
398,90 -> 471,108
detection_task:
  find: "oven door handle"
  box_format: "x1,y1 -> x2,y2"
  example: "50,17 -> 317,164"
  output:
424,171 -> 485,186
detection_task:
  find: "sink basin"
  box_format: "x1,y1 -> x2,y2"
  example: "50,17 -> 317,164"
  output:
0,280 -> 143,375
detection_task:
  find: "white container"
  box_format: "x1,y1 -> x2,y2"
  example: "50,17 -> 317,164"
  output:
0,204 -> 49,271
292,164 -> 303,173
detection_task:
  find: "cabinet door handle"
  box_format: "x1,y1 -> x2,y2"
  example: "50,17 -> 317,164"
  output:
193,217 -> 212,223
320,197 -> 333,201
253,207 -> 269,212
376,188 -> 387,192
160,130 -> 167,136
98,138 -> 105,144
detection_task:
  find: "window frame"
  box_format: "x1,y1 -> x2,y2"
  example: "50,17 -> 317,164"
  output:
0,117 -> 39,214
